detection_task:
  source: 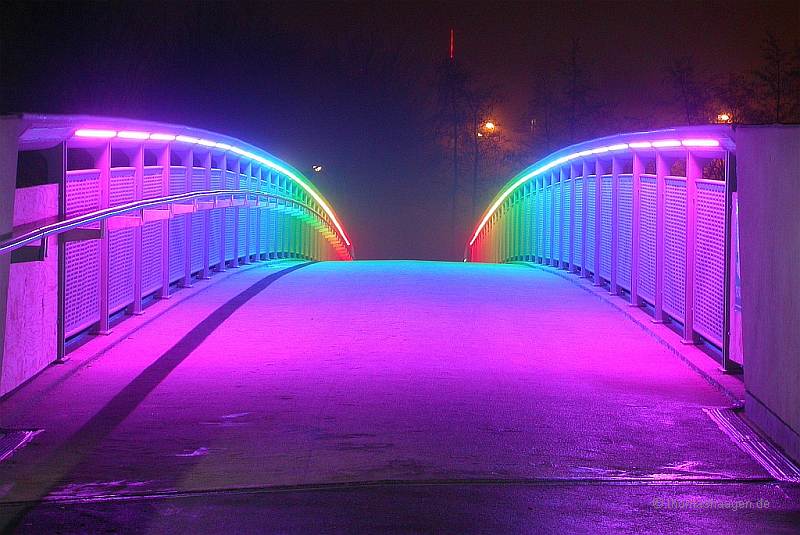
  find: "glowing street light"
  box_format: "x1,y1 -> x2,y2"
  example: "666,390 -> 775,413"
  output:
716,112 -> 733,124
484,121 -> 496,131
312,164 -> 323,173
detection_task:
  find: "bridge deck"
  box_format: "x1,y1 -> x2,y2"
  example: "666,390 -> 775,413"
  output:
1,260 -> 798,531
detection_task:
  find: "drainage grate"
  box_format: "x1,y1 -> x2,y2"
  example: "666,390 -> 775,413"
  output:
704,407 -> 800,483
0,429 -> 42,462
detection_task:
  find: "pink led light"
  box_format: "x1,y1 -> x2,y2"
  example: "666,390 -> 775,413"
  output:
628,141 -> 652,149
652,139 -> 681,148
681,139 -> 720,147
74,129 -> 117,138
117,130 -> 150,140
176,135 -> 200,144
149,133 -> 176,141
607,143 -> 629,151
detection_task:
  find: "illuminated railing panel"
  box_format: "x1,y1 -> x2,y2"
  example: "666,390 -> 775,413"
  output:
466,125 -> 735,361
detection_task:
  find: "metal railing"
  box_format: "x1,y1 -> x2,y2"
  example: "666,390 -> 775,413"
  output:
465,125 -> 739,369
1,114 -> 354,372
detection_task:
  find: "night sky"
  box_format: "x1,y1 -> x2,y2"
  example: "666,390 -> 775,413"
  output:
2,1 -> 798,259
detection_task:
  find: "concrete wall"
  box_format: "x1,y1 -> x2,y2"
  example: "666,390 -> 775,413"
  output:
737,125 -> 800,462
0,185 -> 59,396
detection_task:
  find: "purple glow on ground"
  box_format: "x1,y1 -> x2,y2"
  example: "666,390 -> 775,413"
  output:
0,261 -> 768,509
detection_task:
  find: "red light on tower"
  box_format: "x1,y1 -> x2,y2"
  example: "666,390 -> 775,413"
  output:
449,29 -> 454,60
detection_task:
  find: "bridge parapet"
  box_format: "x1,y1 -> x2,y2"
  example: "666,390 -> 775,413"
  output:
0,114 -> 353,395
466,125 -> 739,369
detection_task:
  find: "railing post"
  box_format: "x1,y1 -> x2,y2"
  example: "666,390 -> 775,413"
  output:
218,154 -> 228,272
630,152 -> 643,306
593,159 -> 603,285
180,148 -> 193,288
570,162 -> 580,273
200,150 -> 212,279
96,140 -> 112,334
157,143 -> 171,298
610,156 -> 621,295
548,172 -> 555,265
254,166 -> 263,261
683,150 -> 700,344
560,167 -> 568,270
130,143 -> 145,314
231,158 -> 240,268
653,151 -> 667,322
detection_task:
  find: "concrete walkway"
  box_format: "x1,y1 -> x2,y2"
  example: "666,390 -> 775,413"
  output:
1,260 -> 798,532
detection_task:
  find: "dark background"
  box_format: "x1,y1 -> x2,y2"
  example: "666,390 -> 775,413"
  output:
2,1 -> 798,259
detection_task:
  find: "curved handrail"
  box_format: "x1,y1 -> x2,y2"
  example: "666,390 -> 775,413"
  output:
0,189 -> 338,256
467,125 -> 734,250
10,113 -> 352,250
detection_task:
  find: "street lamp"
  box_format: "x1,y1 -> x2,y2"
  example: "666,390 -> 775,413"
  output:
312,164 -> 323,173
715,112 -> 733,124
477,120 -> 497,138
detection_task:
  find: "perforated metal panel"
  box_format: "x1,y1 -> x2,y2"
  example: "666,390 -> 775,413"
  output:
663,177 -> 687,321
108,168 -> 135,313
553,183 -> 561,263
530,190 -> 538,258
600,175 -> 613,280
224,170 -> 236,261
260,209 -> 269,256
191,168 -> 206,273
617,174 -> 633,291
267,205 -> 277,255
562,179 -> 571,265
249,209 -> 258,256
694,180 -> 726,345
65,170 -> 101,336
143,167 -> 163,199
638,175 -> 657,304
209,169 -> 222,266
586,176 -> 597,273
574,178 -> 584,268
276,201 -> 285,254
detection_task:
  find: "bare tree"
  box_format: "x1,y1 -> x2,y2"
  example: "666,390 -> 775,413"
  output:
754,32 -> 790,123
667,56 -> 706,124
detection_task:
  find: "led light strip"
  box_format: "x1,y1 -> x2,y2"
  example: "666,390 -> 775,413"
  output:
468,137 -> 721,246
73,128 -> 351,246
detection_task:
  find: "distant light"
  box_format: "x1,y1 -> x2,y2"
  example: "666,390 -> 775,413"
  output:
651,140 -> 681,148
149,133 -> 176,141
716,112 -> 732,123
477,132 -> 484,137
117,130 -> 150,139
682,139 -> 720,147
175,135 -> 200,144
312,164 -> 323,173
74,129 -> 117,138
484,121 -> 496,131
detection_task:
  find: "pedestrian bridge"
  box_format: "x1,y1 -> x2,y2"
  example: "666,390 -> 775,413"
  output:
0,115 -> 798,530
